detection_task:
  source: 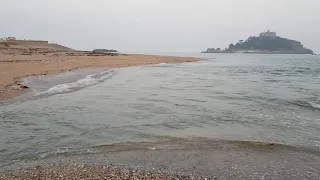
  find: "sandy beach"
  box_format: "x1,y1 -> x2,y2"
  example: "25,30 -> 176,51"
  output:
0,50 -> 200,101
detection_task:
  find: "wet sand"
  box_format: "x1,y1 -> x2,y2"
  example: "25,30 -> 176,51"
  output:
0,53 -> 200,101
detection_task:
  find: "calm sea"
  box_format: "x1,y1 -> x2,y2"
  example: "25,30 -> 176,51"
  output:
1,53 -> 320,178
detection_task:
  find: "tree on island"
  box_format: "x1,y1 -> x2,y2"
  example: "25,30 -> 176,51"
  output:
228,43 -> 234,50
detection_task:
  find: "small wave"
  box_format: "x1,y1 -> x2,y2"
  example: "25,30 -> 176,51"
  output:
309,102 -> 320,110
150,62 -> 179,68
91,137 -> 320,154
38,147 -> 73,158
288,100 -> 320,111
36,70 -> 116,96
37,147 -> 97,160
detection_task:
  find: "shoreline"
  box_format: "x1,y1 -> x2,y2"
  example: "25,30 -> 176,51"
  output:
0,165 -> 189,180
0,53 -> 201,101
1,138 -> 320,179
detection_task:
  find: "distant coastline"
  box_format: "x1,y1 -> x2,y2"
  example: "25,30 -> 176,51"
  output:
202,30 -> 314,54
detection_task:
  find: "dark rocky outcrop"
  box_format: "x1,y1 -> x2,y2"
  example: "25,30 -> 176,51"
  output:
92,49 -> 118,53
90,49 -> 119,56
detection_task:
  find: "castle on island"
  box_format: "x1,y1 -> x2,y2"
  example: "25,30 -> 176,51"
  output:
259,30 -> 277,38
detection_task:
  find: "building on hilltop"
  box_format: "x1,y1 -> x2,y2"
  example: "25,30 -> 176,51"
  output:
5,37 -> 16,41
259,30 -> 276,38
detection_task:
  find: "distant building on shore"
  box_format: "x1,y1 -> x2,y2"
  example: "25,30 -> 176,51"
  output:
4,37 -> 17,41
259,30 -> 276,38
1,37 -> 17,41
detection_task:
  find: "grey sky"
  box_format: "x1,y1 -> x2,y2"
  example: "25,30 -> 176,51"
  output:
1,0 -> 319,53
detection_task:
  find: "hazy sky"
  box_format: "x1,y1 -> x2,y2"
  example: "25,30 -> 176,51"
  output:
1,0 -> 319,53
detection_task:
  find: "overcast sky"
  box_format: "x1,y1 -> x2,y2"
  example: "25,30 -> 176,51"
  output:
1,0 -> 319,53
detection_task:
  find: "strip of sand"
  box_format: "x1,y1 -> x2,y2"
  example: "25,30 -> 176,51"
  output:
0,52 -> 200,101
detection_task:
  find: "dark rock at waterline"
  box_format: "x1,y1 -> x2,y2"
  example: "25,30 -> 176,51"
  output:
20,85 -> 29,89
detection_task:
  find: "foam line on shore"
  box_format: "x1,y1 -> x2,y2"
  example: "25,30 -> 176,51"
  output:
36,70 -> 116,96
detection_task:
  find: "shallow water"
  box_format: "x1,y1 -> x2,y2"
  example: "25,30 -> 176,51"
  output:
1,53 -> 320,176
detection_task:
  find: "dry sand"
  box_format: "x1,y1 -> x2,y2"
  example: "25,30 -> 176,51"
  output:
0,51 -> 200,101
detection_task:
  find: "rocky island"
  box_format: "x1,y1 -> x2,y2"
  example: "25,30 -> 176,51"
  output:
201,48 -> 222,53
202,30 -> 314,54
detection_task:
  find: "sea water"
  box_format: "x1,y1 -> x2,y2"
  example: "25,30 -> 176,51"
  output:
1,53 -> 320,178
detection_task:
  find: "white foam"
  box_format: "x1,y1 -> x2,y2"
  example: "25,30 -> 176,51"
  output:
151,62 -> 177,67
309,102 -> 320,109
37,70 -> 114,96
